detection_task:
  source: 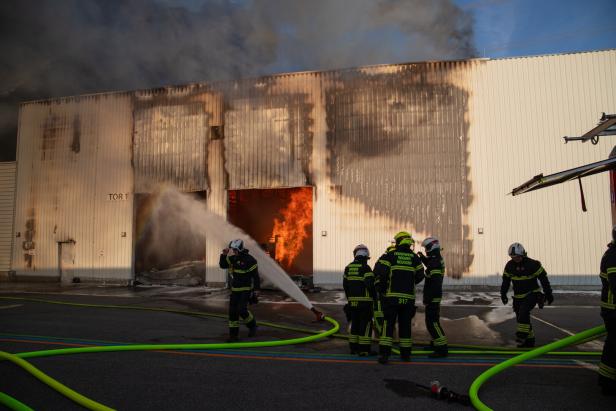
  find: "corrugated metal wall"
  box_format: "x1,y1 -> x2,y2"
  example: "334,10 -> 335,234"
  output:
0,162 -> 16,272
465,50 -> 616,285
133,88 -> 211,193
11,49 -> 616,285
12,94 -> 133,281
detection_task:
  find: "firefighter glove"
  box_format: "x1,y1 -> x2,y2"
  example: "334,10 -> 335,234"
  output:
545,293 -> 553,305
248,291 -> 259,305
500,294 -> 508,305
537,293 -> 545,309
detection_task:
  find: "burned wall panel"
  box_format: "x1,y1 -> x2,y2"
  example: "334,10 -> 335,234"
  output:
326,62 -> 473,276
223,87 -> 312,189
133,93 -> 210,193
12,95 -> 134,280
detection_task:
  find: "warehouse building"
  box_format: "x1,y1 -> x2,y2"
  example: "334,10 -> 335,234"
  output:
5,49 -> 616,287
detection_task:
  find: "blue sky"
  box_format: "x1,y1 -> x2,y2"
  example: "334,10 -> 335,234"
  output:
456,0 -> 616,58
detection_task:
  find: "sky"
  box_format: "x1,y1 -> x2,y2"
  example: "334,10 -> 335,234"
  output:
0,0 -> 614,161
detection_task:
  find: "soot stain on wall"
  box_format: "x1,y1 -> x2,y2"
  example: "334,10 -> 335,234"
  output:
325,63 -> 474,276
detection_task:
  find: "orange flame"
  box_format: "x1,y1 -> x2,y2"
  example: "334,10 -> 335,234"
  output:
271,188 -> 312,269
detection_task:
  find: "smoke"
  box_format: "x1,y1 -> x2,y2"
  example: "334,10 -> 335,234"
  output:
143,185 -> 314,310
0,0 -> 475,160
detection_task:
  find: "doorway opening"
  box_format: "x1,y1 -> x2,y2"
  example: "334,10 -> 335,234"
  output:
133,191 -> 207,285
227,187 -> 313,277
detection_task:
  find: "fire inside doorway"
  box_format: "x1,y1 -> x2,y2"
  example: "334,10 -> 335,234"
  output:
228,187 -> 313,278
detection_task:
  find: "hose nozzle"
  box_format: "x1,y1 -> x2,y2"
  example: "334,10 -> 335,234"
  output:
311,307 -> 324,321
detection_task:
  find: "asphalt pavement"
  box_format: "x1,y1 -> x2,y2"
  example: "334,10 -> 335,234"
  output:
0,284 -> 613,410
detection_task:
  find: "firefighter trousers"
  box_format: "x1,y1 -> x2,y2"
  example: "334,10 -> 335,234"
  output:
348,301 -> 374,354
599,309 -> 616,393
373,299 -> 384,338
425,302 -> 448,352
379,298 -> 416,358
513,293 -> 537,344
228,290 -> 256,337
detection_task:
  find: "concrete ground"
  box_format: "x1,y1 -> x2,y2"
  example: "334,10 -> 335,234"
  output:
0,283 -> 613,410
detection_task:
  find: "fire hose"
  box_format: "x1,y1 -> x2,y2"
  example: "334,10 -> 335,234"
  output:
469,324 -> 606,410
0,297 -> 606,410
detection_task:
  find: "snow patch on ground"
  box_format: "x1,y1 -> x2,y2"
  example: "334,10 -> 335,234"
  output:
484,306 -> 516,325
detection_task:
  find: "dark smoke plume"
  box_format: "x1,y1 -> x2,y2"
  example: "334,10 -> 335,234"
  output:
0,0 -> 475,160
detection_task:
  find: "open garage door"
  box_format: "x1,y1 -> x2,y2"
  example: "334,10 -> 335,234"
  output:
227,187 -> 313,278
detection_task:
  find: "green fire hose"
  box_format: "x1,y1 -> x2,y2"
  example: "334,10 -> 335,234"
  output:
469,324 -> 606,410
0,296 -> 606,411
0,316 -> 339,411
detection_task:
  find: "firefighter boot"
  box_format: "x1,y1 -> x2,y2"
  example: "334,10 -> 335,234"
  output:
226,328 -> 240,343
517,338 -> 535,348
378,354 -> 389,365
248,325 -> 257,337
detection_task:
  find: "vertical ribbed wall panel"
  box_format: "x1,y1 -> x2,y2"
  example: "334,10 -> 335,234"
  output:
91,95 -> 134,280
133,88 -> 210,193
312,61 -> 474,284
466,50 -> 616,285
204,138 -> 227,283
11,49 -> 615,286
13,95 -> 134,281
221,77 -> 311,190
0,162 -> 16,271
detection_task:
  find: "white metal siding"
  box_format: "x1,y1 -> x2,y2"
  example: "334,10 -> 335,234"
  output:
466,50 -> 616,285
12,95 -> 134,281
0,162 -> 16,271
11,49 -> 616,286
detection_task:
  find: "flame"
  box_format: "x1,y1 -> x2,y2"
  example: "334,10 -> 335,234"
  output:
271,188 -> 312,269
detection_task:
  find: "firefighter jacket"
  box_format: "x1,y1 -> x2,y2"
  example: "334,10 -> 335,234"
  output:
419,250 -> 445,305
343,257 -> 376,303
376,245 -> 424,300
219,250 -> 261,292
501,257 -> 551,299
373,252 -> 391,299
600,242 -> 616,311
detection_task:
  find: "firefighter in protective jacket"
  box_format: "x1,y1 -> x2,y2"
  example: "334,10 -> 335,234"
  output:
373,243 -> 396,338
375,231 -> 425,364
343,244 -> 376,356
418,236 -> 448,357
599,226 -> 616,396
219,239 -> 260,342
501,242 -> 553,348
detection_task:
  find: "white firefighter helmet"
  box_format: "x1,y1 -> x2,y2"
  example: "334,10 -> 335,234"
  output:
353,244 -> 370,259
421,237 -> 441,253
229,239 -> 244,251
508,242 -> 526,257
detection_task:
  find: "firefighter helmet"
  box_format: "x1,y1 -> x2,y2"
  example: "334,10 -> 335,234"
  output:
508,242 -> 526,257
353,244 -> 370,259
386,243 -> 396,253
229,239 -> 244,251
421,237 -> 441,253
394,231 -> 413,246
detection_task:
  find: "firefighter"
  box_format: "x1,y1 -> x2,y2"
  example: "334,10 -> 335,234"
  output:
219,239 -> 260,342
599,225 -> 616,396
418,236 -> 448,358
373,243 -> 396,338
376,231 -> 425,364
500,242 -> 553,348
343,244 -> 376,356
